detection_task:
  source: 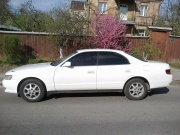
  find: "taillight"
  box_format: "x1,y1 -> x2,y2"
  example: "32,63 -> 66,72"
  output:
166,69 -> 171,74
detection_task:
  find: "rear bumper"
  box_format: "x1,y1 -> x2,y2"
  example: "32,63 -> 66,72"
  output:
150,75 -> 173,89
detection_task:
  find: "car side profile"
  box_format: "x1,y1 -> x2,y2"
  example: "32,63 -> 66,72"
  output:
2,49 -> 172,102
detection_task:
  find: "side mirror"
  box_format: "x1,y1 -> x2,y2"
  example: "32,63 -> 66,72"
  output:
62,61 -> 71,67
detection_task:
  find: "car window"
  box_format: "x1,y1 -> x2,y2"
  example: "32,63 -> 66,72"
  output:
51,52 -> 76,66
68,52 -> 98,66
98,52 -> 130,65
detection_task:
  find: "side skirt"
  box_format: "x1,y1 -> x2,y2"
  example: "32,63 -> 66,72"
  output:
47,89 -> 123,96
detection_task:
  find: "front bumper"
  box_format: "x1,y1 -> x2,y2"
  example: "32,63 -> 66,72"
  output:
2,79 -> 20,94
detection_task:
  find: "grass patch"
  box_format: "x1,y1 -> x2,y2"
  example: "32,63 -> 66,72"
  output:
28,58 -> 51,64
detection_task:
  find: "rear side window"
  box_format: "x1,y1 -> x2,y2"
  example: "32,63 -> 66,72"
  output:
98,52 -> 130,65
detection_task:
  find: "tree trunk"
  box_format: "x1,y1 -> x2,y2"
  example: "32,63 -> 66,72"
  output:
60,47 -> 63,59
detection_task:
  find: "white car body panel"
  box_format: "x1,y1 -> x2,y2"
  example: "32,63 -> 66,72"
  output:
3,63 -> 56,93
54,66 -> 97,90
97,64 -> 135,89
2,49 -> 173,95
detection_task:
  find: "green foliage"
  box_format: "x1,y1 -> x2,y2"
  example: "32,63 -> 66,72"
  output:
131,13 -> 135,21
4,0 -> 54,32
48,7 -> 90,58
0,35 -> 23,64
49,8 -> 89,47
133,39 -> 163,60
28,58 -> 50,64
0,0 -> 11,24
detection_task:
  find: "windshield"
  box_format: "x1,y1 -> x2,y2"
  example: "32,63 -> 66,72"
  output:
50,52 -> 76,66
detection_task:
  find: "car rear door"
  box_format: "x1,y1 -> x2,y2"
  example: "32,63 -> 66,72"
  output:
97,51 -> 135,90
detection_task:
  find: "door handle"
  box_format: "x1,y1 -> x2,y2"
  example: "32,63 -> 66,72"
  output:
88,71 -> 95,74
125,70 -> 131,73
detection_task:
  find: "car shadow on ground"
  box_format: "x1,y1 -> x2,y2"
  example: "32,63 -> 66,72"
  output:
148,87 -> 169,96
45,92 -> 125,101
44,87 -> 169,101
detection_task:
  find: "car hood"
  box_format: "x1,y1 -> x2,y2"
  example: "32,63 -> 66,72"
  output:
6,62 -> 52,74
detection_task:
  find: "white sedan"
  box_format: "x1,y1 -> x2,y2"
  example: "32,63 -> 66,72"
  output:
2,49 -> 172,102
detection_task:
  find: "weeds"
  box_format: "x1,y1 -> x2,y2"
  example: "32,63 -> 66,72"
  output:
169,60 -> 180,69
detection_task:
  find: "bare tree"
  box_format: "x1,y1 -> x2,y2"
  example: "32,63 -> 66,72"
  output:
157,0 -> 180,35
49,5 -> 89,58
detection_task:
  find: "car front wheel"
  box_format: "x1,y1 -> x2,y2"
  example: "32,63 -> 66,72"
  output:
124,78 -> 148,100
19,79 -> 46,102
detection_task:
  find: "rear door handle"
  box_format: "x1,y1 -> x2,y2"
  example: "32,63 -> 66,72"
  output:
125,70 -> 131,73
88,71 -> 95,74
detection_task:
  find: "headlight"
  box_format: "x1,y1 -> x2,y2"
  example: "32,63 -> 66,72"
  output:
4,75 -> 13,80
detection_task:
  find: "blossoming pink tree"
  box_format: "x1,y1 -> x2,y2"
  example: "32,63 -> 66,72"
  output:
91,14 -> 132,53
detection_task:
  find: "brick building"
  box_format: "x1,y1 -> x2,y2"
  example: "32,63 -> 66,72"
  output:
70,0 -> 163,36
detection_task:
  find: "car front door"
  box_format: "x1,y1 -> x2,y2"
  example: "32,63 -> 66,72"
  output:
54,52 -> 98,91
97,51 -> 135,90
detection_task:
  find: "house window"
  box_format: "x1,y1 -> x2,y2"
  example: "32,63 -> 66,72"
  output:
99,2 -> 107,14
138,29 -> 146,36
140,5 -> 148,17
120,4 -> 128,20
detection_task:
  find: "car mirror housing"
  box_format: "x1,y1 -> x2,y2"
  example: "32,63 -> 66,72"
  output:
62,61 -> 71,67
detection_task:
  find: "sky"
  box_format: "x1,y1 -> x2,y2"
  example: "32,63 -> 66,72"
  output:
9,0 -> 86,12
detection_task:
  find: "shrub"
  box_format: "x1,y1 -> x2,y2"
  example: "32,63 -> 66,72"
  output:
133,39 -> 163,60
91,14 -> 132,53
28,58 -> 50,64
0,35 -> 23,64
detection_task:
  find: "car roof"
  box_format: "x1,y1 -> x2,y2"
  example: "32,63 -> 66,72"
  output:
77,49 -> 124,53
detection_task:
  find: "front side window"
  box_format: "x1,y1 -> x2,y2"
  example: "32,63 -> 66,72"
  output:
98,52 -> 130,65
99,2 -> 107,14
68,52 -> 98,66
140,5 -> 148,17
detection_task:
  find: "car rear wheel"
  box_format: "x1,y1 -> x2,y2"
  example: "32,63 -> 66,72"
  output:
19,79 -> 46,102
124,78 -> 147,100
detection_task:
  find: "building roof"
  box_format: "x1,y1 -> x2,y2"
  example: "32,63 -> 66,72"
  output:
0,25 -> 21,31
135,0 -> 163,2
70,1 -> 85,10
148,26 -> 172,31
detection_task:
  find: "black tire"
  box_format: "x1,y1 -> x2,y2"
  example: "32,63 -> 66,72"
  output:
19,79 -> 46,102
124,78 -> 148,100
